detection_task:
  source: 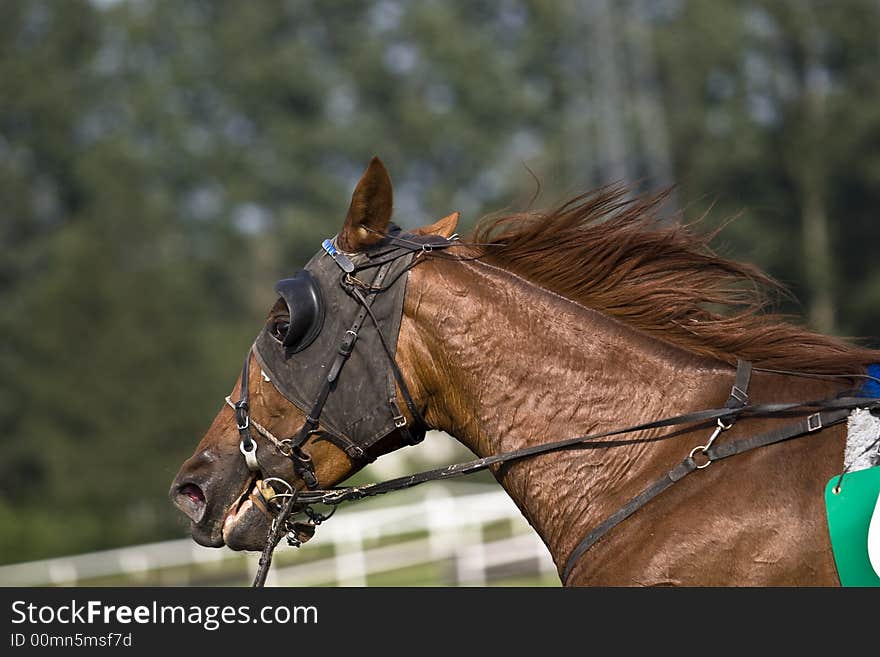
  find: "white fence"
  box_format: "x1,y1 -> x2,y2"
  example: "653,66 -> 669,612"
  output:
0,484 -> 560,587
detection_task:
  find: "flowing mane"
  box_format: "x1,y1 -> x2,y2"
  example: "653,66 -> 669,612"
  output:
471,185 -> 879,375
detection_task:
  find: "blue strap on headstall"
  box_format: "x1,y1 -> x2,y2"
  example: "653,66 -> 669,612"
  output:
322,238 -> 355,273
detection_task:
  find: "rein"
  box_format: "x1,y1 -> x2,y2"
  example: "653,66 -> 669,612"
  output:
296,396 -> 877,506
230,230 -> 880,587
241,366 -> 880,586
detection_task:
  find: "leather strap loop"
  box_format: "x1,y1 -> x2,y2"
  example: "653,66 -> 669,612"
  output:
561,457 -> 699,582
561,405 -> 854,584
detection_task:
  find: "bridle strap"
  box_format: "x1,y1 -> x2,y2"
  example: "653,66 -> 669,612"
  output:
235,351 -> 260,471
242,238 -> 437,489
725,359 -> 752,412
311,431 -> 372,463
295,393 -> 880,506
560,405 -> 853,583
280,259 -> 397,487
562,359 -> 752,582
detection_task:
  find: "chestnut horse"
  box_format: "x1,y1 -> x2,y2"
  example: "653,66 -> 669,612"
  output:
171,157 -> 879,586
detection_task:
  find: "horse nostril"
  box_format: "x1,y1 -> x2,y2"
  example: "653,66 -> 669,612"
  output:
173,482 -> 207,523
179,483 -> 205,504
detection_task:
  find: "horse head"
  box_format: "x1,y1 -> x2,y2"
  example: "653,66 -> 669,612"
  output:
169,157 -> 457,551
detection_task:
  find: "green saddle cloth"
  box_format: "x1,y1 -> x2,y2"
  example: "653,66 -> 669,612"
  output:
825,465 -> 880,586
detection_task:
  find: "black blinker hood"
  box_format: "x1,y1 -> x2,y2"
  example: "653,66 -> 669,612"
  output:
252,229 -> 419,450
274,270 -> 325,354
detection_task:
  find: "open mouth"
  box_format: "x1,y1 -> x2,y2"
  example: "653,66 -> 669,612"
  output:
174,469 -> 298,550
221,473 -> 280,545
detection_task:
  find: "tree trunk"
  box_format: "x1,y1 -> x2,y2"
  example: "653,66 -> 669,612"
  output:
801,174 -> 834,333
590,0 -> 630,186
798,13 -> 835,334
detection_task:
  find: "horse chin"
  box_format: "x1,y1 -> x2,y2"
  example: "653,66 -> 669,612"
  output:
189,522 -> 225,548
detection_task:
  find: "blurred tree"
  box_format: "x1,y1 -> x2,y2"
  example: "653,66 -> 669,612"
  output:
654,0 -> 880,339
0,0 -> 256,559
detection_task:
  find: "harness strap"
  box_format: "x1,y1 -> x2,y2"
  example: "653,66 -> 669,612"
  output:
282,259 -> 397,487
234,352 -> 260,471
350,285 -> 427,444
296,394 -> 880,506
562,457 -> 699,583
558,359 -> 750,582
725,359 -> 752,411
312,430 -> 372,463
706,409 -> 849,460
355,231 -> 454,270
560,405 -> 853,583
252,487 -> 298,588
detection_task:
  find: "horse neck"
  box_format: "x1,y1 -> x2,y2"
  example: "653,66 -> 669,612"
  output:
400,258 -> 736,570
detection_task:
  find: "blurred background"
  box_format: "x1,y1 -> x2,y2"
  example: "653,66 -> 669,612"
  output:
2,0 -> 880,586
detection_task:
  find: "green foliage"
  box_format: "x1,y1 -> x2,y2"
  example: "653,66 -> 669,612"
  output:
1,0 -> 879,565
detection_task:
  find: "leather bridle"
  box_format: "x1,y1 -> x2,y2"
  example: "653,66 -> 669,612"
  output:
233,226 -> 456,480
228,227 -> 458,583
228,229 -> 880,587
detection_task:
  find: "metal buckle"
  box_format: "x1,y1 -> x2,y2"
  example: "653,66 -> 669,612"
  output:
729,385 -> 748,405
340,329 -> 358,353
390,399 -> 407,428
807,413 -> 823,432
687,419 -> 729,469
688,445 -> 712,469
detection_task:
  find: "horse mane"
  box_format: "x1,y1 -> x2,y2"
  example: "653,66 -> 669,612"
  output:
470,184 -> 879,374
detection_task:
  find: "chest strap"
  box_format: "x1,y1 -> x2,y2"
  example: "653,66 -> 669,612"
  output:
562,359 -> 753,582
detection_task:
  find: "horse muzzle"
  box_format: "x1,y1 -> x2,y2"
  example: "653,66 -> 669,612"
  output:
170,449 -> 277,550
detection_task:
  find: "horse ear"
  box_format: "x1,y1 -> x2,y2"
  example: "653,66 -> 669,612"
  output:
337,157 -> 393,252
410,211 -> 460,238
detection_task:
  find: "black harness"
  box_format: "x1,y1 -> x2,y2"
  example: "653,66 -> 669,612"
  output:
235,225 -> 454,476
230,228 -> 880,587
